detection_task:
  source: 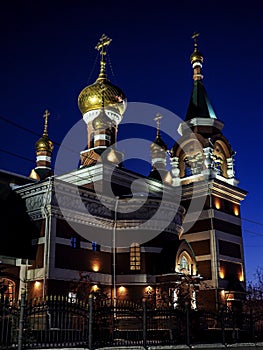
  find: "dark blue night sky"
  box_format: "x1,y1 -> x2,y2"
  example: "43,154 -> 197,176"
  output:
1,0 -> 263,283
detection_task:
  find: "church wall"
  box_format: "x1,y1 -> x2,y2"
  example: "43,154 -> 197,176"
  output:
196,260 -> 212,280
189,239 -> 210,256
55,243 -> 111,274
197,289 -> 217,311
29,244 -> 44,269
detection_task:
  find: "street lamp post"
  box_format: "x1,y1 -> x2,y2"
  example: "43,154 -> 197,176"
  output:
113,196 -> 119,306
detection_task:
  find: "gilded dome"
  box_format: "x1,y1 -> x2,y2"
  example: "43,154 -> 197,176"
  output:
78,79 -> 127,116
190,48 -> 203,65
36,135 -> 54,152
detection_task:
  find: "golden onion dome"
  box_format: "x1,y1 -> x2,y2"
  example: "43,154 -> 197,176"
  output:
78,79 -> 127,116
35,135 -> 54,152
190,48 -> 203,65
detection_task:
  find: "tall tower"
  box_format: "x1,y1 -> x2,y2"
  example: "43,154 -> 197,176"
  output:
29,109 -> 54,180
78,34 -> 127,167
170,33 -> 247,310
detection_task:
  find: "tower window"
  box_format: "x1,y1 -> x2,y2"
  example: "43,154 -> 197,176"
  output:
130,242 -> 141,271
92,241 -> 100,252
70,237 -> 80,249
184,158 -> 192,177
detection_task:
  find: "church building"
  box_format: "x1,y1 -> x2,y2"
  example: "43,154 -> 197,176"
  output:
0,34 -> 247,311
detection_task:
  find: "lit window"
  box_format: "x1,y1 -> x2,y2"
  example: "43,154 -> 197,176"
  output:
92,241 -> 100,252
0,278 -> 15,302
70,237 -> 80,249
130,242 -> 141,271
179,255 -> 189,271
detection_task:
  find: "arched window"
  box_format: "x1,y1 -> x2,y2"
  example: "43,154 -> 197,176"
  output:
0,278 -> 15,301
179,255 -> 189,271
130,242 -> 141,271
177,252 -> 193,275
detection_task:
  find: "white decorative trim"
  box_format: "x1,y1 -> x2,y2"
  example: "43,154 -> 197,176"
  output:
94,134 -> 111,141
193,62 -> 202,69
83,110 -> 101,124
152,158 -> 166,165
36,155 -> 51,162
82,109 -> 122,126
35,166 -> 51,169
80,146 -> 107,155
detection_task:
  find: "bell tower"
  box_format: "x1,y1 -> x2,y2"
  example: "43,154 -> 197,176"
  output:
170,33 -> 247,311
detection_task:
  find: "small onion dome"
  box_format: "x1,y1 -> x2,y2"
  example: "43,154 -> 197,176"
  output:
35,135 -> 54,152
151,135 -> 167,152
190,48 -> 203,65
92,109 -> 113,130
78,79 -> 127,116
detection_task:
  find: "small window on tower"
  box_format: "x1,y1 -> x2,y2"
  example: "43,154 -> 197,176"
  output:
184,158 -> 192,177
92,241 -> 100,252
70,237 -> 80,249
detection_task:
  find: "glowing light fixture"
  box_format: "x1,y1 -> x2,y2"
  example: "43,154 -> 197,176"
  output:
119,286 -> 126,294
34,281 -> 41,289
219,269 -> 225,279
234,206 -> 239,216
239,271 -> 244,282
92,263 -> 100,272
146,285 -> 153,292
91,284 -> 99,292
214,198 -> 221,210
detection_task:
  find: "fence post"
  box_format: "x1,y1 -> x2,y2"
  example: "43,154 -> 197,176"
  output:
142,298 -> 147,349
18,291 -> 26,350
185,301 -> 190,346
249,308 -> 254,342
88,294 -> 93,350
220,305 -> 225,345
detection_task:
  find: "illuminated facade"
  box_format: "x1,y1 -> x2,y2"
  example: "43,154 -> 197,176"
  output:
0,34 -> 246,311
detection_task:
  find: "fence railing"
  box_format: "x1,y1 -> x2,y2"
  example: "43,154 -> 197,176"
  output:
0,294 -> 263,349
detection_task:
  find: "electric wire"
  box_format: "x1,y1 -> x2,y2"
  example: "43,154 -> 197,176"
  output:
1,114 -> 263,232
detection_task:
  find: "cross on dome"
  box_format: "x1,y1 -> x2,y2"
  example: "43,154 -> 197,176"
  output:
43,109 -> 50,136
95,34 -> 112,81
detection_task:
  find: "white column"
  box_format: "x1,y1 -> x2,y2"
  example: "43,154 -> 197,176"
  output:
226,157 -> 235,178
170,156 -> 181,186
202,147 -> 216,179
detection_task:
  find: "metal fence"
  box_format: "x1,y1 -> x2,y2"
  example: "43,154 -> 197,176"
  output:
0,294 -> 263,349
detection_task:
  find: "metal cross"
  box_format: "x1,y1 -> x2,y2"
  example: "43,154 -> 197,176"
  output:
192,32 -> 200,49
95,34 -> 112,57
43,109 -> 50,136
154,114 -> 163,135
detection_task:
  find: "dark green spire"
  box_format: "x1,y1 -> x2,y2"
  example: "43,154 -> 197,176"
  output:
185,80 -> 217,120
185,33 -> 217,121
